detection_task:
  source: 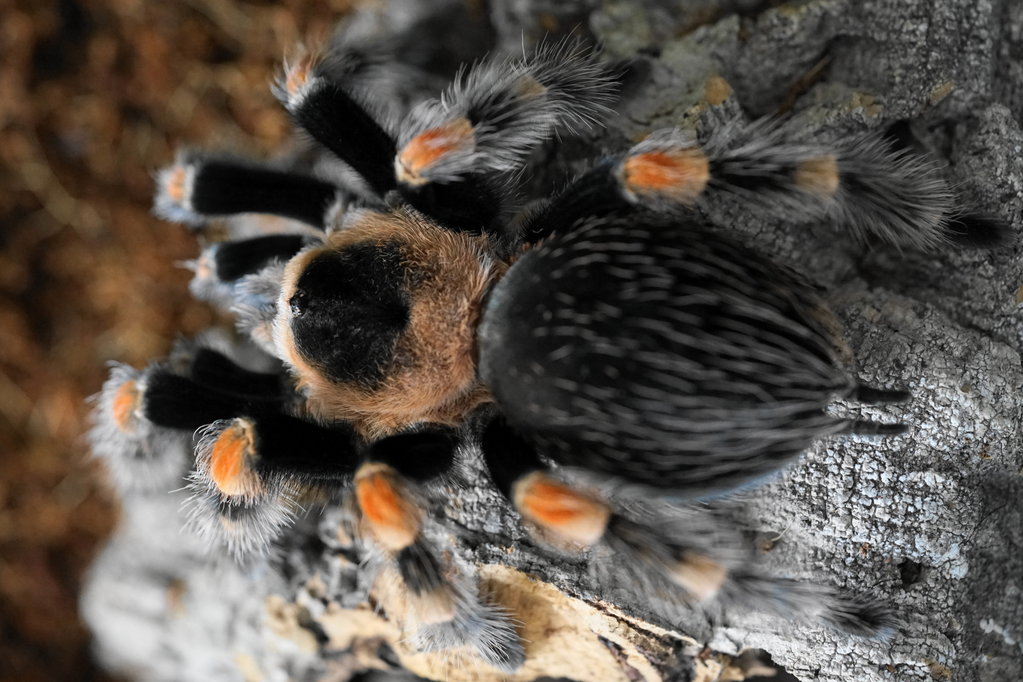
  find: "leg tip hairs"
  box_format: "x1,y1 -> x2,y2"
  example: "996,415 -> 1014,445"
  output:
412,597 -> 526,673
819,592 -> 901,639
152,157 -> 201,226
397,539 -> 525,672
832,134 -> 956,250
274,45 -> 324,110
184,243 -> 229,306
945,212 -> 1014,249
181,486 -> 299,561
721,572 -> 899,638
89,363 -> 192,494
526,36 -> 620,129
686,118 -> 975,250
183,418 -> 299,559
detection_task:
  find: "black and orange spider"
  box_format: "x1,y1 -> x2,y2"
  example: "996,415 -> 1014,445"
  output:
89,34 -> 1005,670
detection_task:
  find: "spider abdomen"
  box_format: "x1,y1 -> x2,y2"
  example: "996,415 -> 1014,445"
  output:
478,215 -> 854,496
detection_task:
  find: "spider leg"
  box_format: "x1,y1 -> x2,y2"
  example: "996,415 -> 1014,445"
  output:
353,428 -> 458,555
90,363 -> 193,494
397,39 -> 617,185
178,231 -> 310,360
207,235 -> 310,282
182,346 -> 288,399
186,235 -> 313,308
275,51 -> 399,198
481,415 -> 728,601
523,123 -> 1007,249
139,367 -> 286,430
138,354 -> 359,489
175,234 -> 294,358
89,341 -> 291,495
354,427 -> 525,671
397,537 -> 526,673
154,153 -> 345,230
641,122 -> 1010,249
518,161 -> 625,244
391,38 -> 618,234
183,412 -> 360,558
480,415 -> 897,636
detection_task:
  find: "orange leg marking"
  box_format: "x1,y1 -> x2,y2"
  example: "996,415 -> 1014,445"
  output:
621,148 -> 710,205
111,380 -> 139,432
514,473 -> 611,547
355,464 -> 420,551
396,118 -> 475,185
209,421 -> 260,498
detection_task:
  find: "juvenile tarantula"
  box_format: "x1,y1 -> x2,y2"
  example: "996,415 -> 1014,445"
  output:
90,34 -> 1003,671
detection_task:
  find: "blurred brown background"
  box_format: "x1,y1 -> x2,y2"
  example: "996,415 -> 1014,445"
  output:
0,1 -> 352,679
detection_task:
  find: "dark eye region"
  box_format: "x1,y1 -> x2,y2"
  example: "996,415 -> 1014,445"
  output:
289,290 -> 309,317
290,242 -> 410,387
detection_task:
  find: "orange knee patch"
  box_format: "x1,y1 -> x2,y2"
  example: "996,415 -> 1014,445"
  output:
355,464 -> 421,551
794,155 -> 840,197
513,473 -> 611,547
111,380 -> 140,432
619,147 -> 710,205
395,118 -> 475,186
209,420 -> 262,498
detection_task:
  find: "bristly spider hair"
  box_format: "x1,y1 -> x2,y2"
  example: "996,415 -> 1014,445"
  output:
91,29 -> 1007,672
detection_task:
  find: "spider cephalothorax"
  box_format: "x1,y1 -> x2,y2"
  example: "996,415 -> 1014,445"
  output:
91,30 -> 1005,672
275,207 -> 504,437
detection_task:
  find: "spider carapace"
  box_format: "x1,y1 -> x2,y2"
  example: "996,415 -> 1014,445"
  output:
91,35 -> 1005,670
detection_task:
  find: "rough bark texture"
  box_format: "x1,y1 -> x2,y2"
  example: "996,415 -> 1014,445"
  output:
82,1 -> 1023,681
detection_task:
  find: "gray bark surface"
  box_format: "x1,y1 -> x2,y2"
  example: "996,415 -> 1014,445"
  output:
83,1 -> 1023,681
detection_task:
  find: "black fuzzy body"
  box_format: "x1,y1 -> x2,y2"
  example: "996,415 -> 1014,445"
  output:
290,242 -> 411,388
478,214 -> 853,497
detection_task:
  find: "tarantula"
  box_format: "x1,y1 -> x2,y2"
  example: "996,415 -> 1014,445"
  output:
90,34 -> 1003,671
